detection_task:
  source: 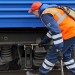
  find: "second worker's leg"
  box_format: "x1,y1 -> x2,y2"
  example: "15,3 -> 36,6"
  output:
39,45 -> 58,75
63,46 -> 75,75
26,45 -> 58,75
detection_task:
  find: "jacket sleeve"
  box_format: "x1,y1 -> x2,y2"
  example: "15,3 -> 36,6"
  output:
40,14 -> 63,51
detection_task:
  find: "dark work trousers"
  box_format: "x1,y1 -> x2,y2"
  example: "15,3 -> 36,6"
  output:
39,37 -> 75,75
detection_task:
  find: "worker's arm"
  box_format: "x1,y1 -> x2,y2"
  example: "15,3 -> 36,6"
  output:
40,14 -> 63,52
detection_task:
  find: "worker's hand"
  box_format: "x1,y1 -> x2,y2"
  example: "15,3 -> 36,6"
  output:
38,41 -> 44,47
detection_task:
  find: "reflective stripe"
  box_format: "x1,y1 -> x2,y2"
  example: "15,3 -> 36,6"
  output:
42,62 -> 53,70
49,67 -> 53,71
54,39 -> 63,44
46,32 -> 52,38
52,33 -> 62,39
66,64 -> 75,69
44,59 -> 55,66
51,10 -> 67,24
64,59 -> 74,65
42,62 -> 50,69
57,14 -> 67,24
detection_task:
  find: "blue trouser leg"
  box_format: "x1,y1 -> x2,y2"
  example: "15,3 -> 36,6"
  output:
63,45 -> 75,74
39,45 -> 58,75
39,45 -> 75,75
39,37 -> 75,75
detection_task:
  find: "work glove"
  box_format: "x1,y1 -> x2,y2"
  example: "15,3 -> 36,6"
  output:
38,41 -> 45,47
38,35 -> 52,47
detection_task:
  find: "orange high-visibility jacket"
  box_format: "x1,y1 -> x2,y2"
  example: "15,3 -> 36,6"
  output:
42,8 -> 75,40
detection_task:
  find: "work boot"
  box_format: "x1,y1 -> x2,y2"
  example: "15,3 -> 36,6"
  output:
26,71 -> 40,75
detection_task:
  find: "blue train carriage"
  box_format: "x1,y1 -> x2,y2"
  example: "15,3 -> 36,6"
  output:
0,0 -> 74,75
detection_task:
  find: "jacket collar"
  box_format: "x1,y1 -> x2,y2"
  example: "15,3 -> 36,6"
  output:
38,4 -> 57,16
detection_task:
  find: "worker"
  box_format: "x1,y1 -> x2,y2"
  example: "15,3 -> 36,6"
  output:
26,2 -> 75,75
